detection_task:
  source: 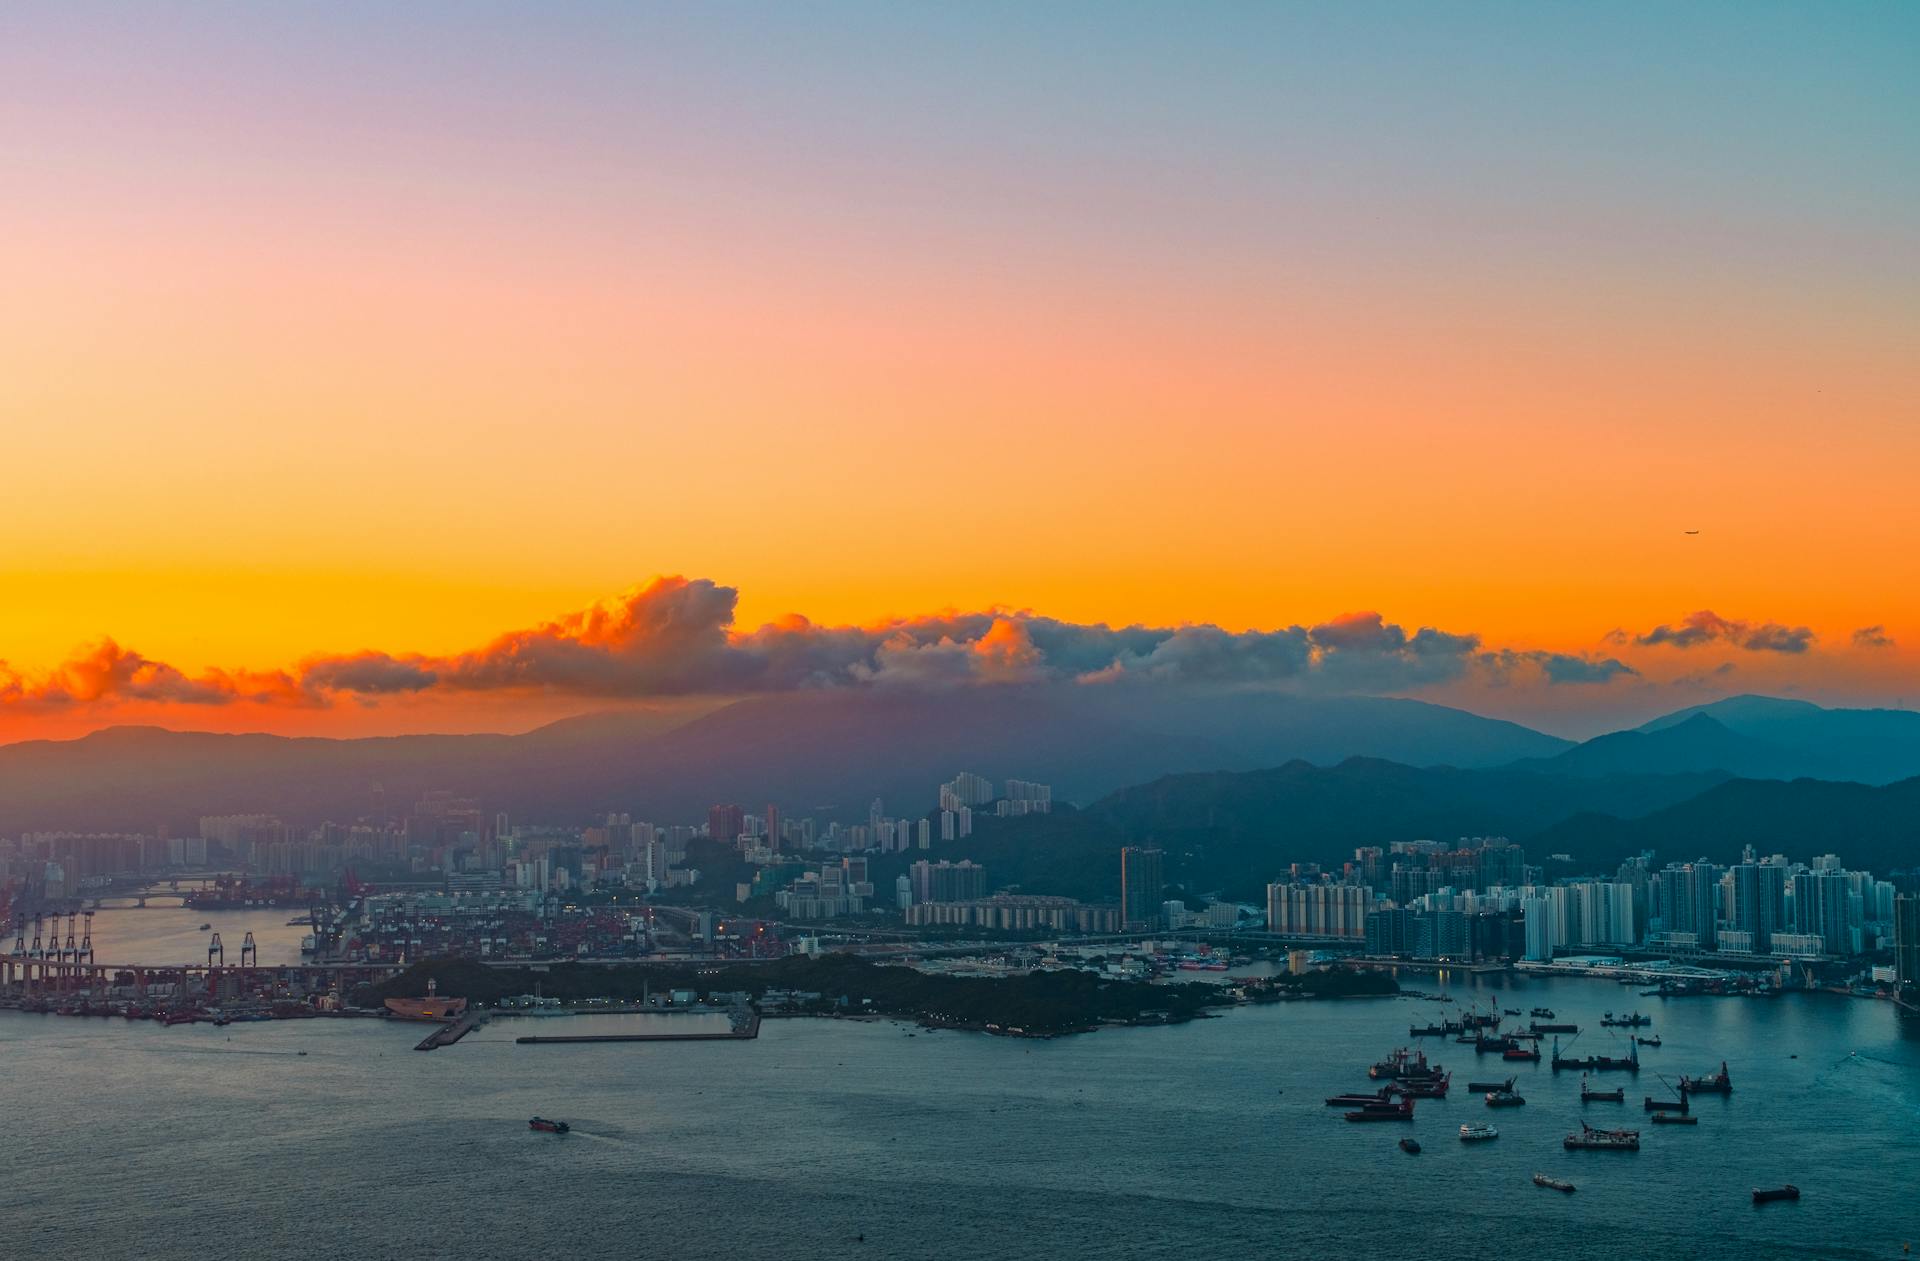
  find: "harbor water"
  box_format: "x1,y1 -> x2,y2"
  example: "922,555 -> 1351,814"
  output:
3,974 -> 1916,1260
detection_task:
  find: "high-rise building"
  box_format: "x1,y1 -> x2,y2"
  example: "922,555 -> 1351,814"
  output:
1121,847 -> 1165,928
1728,862 -> 1787,953
1894,893 -> 1920,1012
707,804 -> 745,843
763,804 -> 782,852
1267,881 -> 1372,939
939,772 -> 995,812
1792,869 -> 1853,955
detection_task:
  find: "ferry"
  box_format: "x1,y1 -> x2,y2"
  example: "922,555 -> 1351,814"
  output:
1459,1123 -> 1499,1142
528,1116 -> 570,1134
1533,1174 -> 1576,1194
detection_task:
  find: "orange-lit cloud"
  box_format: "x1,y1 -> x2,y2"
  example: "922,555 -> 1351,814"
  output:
2,580 -> 1912,746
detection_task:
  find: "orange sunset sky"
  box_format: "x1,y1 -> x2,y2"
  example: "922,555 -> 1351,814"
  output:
2,5 -> 1916,742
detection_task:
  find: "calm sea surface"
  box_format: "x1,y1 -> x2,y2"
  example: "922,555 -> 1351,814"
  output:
4,969 -> 1916,1260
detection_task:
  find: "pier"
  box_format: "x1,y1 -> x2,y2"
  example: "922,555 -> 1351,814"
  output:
515,1011 -> 761,1044
414,1013 -> 482,1051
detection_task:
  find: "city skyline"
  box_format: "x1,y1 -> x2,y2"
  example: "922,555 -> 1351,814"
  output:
5,4 -> 1919,743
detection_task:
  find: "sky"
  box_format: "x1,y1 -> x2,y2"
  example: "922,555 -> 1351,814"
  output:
1,3 -> 1916,742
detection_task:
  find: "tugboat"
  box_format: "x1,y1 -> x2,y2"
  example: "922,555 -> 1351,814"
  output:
1580,1074 -> 1625,1103
1564,1122 -> 1640,1151
1485,1090 -> 1526,1108
1399,1138 -> 1421,1155
1752,1185 -> 1800,1204
1459,1123 -> 1499,1142
1533,1174 -> 1576,1193
1678,1062 -> 1733,1095
528,1116 -> 570,1134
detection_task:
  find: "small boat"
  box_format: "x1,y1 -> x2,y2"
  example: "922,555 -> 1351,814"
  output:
1399,1138 -> 1421,1155
1533,1174 -> 1576,1193
1459,1123 -> 1499,1142
1652,1113 -> 1698,1125
1752,1185 -> 1799,1204
1486,1090 -> 1526,1108
199,923 -> 212,931
528,1116 -> 570,1134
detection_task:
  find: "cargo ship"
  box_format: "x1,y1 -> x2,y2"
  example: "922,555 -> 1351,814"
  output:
1502,1044 -> 1541,1062
1580,1075 -> 1625,1103
1388,1073 -> 1451,1099
1600,1011 -> 1651,1027
1752,1185 -> 1799,1204
1564,1123 -> 1639,1151
1530,1008 -> 1554,1018
1678,1062 -> 1732,1094
1652,1113 -> 1698,1125
1531,1022 -> 1580,1035
1551,1036 -> 1638,1073
1326,1087 -> 1396,1107
1636,1036 -> 1662,1047
1467,1076 -> 1515,1093
528,1116 -> 570,1134
1533,1174 -> 1576,1193
1369,1047 -> 1444,1082
1345,1099 -> 1414,1122
1644,1091 -> 1689,1113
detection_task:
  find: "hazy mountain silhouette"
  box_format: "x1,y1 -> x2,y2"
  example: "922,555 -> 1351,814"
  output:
0,685 -> 1569,833
1508,713 -> 1820,781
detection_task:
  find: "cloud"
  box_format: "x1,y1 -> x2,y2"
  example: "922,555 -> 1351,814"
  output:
0,578 -> 1504,711
1635,609 -> 1815,654
1480,650 -> 1638,687
1852,625 -> 1895,649
0,639 -> 309,709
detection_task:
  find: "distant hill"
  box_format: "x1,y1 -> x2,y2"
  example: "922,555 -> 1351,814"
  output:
1509,713 -> 1819,781
1631,695 -> 1920,784
1529,775 -> 1920,875
0,684 -> 1571,834
929,758 -> 1732,902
